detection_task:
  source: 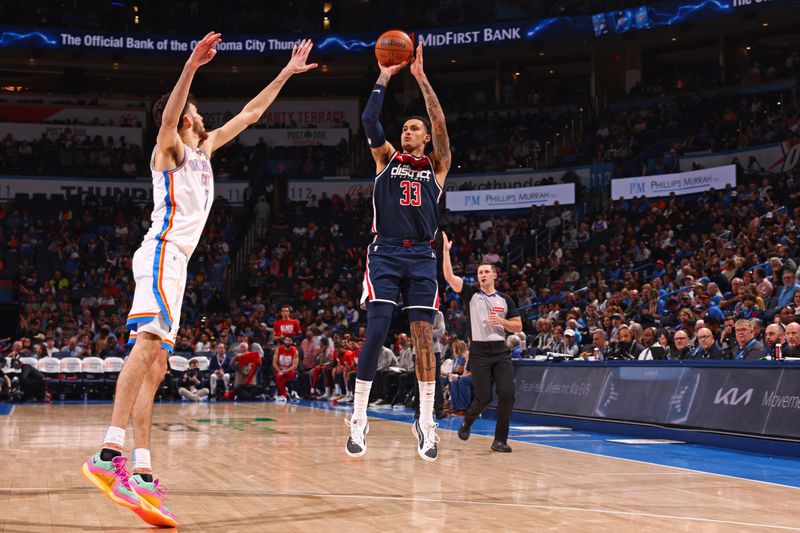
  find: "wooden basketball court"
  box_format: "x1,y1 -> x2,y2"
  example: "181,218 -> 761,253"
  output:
1,402 -> 797,532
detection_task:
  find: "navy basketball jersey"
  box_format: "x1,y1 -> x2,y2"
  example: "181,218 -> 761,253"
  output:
371,151 -> 442,241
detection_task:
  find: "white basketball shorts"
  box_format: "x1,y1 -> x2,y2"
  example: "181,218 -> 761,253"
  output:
126,239 -> 187,353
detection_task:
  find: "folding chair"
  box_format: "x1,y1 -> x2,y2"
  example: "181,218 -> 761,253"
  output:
81,357 -> 105,399
38,357 -> 62,398
19,356 -> 40,368
103,357 -> 125,393
60,357 -> 83,398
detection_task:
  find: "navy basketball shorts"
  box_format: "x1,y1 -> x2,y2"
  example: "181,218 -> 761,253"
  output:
361,238 -> 440,312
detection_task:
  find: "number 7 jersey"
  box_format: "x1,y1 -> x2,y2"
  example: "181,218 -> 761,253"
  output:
143,144 -> 215,258
372,150 -> 443,241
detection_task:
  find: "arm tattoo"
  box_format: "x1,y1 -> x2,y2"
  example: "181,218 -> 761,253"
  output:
417,76 -> 451,173
410,321 -> 436,381
377,72 -> 391,86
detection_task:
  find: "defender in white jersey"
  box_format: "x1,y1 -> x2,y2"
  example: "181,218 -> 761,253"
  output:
126,145 -> 215,352
81,32 -> 317,527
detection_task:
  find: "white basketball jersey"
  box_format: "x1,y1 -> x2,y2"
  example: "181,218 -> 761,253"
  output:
144,144 -> 214,257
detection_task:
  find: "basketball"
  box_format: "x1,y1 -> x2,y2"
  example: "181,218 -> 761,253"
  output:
375,30 -> 414,67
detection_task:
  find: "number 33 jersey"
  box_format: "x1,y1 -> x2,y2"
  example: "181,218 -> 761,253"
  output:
372,151 -> 442,242
143,144 -> 215,258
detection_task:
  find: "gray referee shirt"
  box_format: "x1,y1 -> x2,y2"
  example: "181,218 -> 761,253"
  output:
458,284 -> 520,342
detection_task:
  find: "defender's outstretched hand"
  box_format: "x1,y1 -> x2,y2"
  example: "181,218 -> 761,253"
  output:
442,232 -> 453,253
188,31 -> 222,69
285,39 -> 318,74
410,41 -> 425,79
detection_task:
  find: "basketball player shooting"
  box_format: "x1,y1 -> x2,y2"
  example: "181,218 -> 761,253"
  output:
346,41 -> 451,462
80,32 -> 316,527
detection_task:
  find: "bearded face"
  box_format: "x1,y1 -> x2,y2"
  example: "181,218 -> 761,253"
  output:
192,116 -> 208,143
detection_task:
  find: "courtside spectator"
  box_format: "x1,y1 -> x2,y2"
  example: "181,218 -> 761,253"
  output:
208,343 -> 231,398
178,359 -> 209,402
733,319 -> 767,360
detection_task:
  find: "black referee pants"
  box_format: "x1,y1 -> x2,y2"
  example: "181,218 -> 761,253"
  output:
464,345 -> 515,443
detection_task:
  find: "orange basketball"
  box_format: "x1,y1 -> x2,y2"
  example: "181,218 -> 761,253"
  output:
375,30 -> 414,67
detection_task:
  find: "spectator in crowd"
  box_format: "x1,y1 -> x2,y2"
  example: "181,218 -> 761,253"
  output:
550,326 -> 566,354
579,329 -> 609,359
777,271 -> 800,310
763,323 -> 785,359
368,346 -> 399,406
695,327 -> 726,359
178,359 -> 209,402
777,305 -> 796,327
99,337 -> 124,359
608,325 -> 644,360
194,333 -> 212,354
783,322 -> 800,357
208,343 -> 231,398
311,337 -> 336,399
299,329 -> 317,369
754,268 -> 773,301
392,334 -> 417,407
638,328 -> 672,360
44,337 -> 58,357
733,319 -> 767,360
61,337 -> 83,357
529,318 -> 554,355
446,340 -> 471,415
671,330 -> 694,359
750,318 -> 765,342
562,329 -> 580,357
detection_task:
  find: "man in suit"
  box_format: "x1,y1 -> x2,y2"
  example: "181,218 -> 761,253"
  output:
782,322 -> 800,357
208,343 -> 231,398
695,327 -> 726,359
764,323 -> 786,359
733,319 -> 766,360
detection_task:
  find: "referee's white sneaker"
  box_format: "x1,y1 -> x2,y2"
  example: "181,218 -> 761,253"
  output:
412,419 -> 440,462
345,417 -> 369,457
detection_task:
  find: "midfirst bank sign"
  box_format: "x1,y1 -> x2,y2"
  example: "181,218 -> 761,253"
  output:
417,26 -> 522,47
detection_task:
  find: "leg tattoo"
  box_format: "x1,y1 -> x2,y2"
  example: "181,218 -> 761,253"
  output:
410,321 -> 435,382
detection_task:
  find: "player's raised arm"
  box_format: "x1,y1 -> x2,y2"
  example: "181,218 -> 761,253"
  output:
155,31 -> 221,169
442,232 -> 463,293
204,39 -> 317,155
410,41 -> 450,187
362,60 -> 408,173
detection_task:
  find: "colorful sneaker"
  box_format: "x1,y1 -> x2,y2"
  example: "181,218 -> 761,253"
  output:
81,453 -> 141,511
130,474 -> 178,527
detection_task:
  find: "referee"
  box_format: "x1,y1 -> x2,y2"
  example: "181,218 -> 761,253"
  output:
442,233 -> 523,452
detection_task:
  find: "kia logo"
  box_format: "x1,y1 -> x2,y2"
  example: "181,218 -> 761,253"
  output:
714,387 -> 753,406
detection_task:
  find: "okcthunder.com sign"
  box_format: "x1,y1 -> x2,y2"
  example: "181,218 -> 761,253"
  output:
611,165 -> 736,200
446,183 -> 575,211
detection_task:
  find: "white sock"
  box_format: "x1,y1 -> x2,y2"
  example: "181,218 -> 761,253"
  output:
352,378 -> 372,423
132,448 -> 152,474
102,426 -> 125,451
419,381 -> 436,427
